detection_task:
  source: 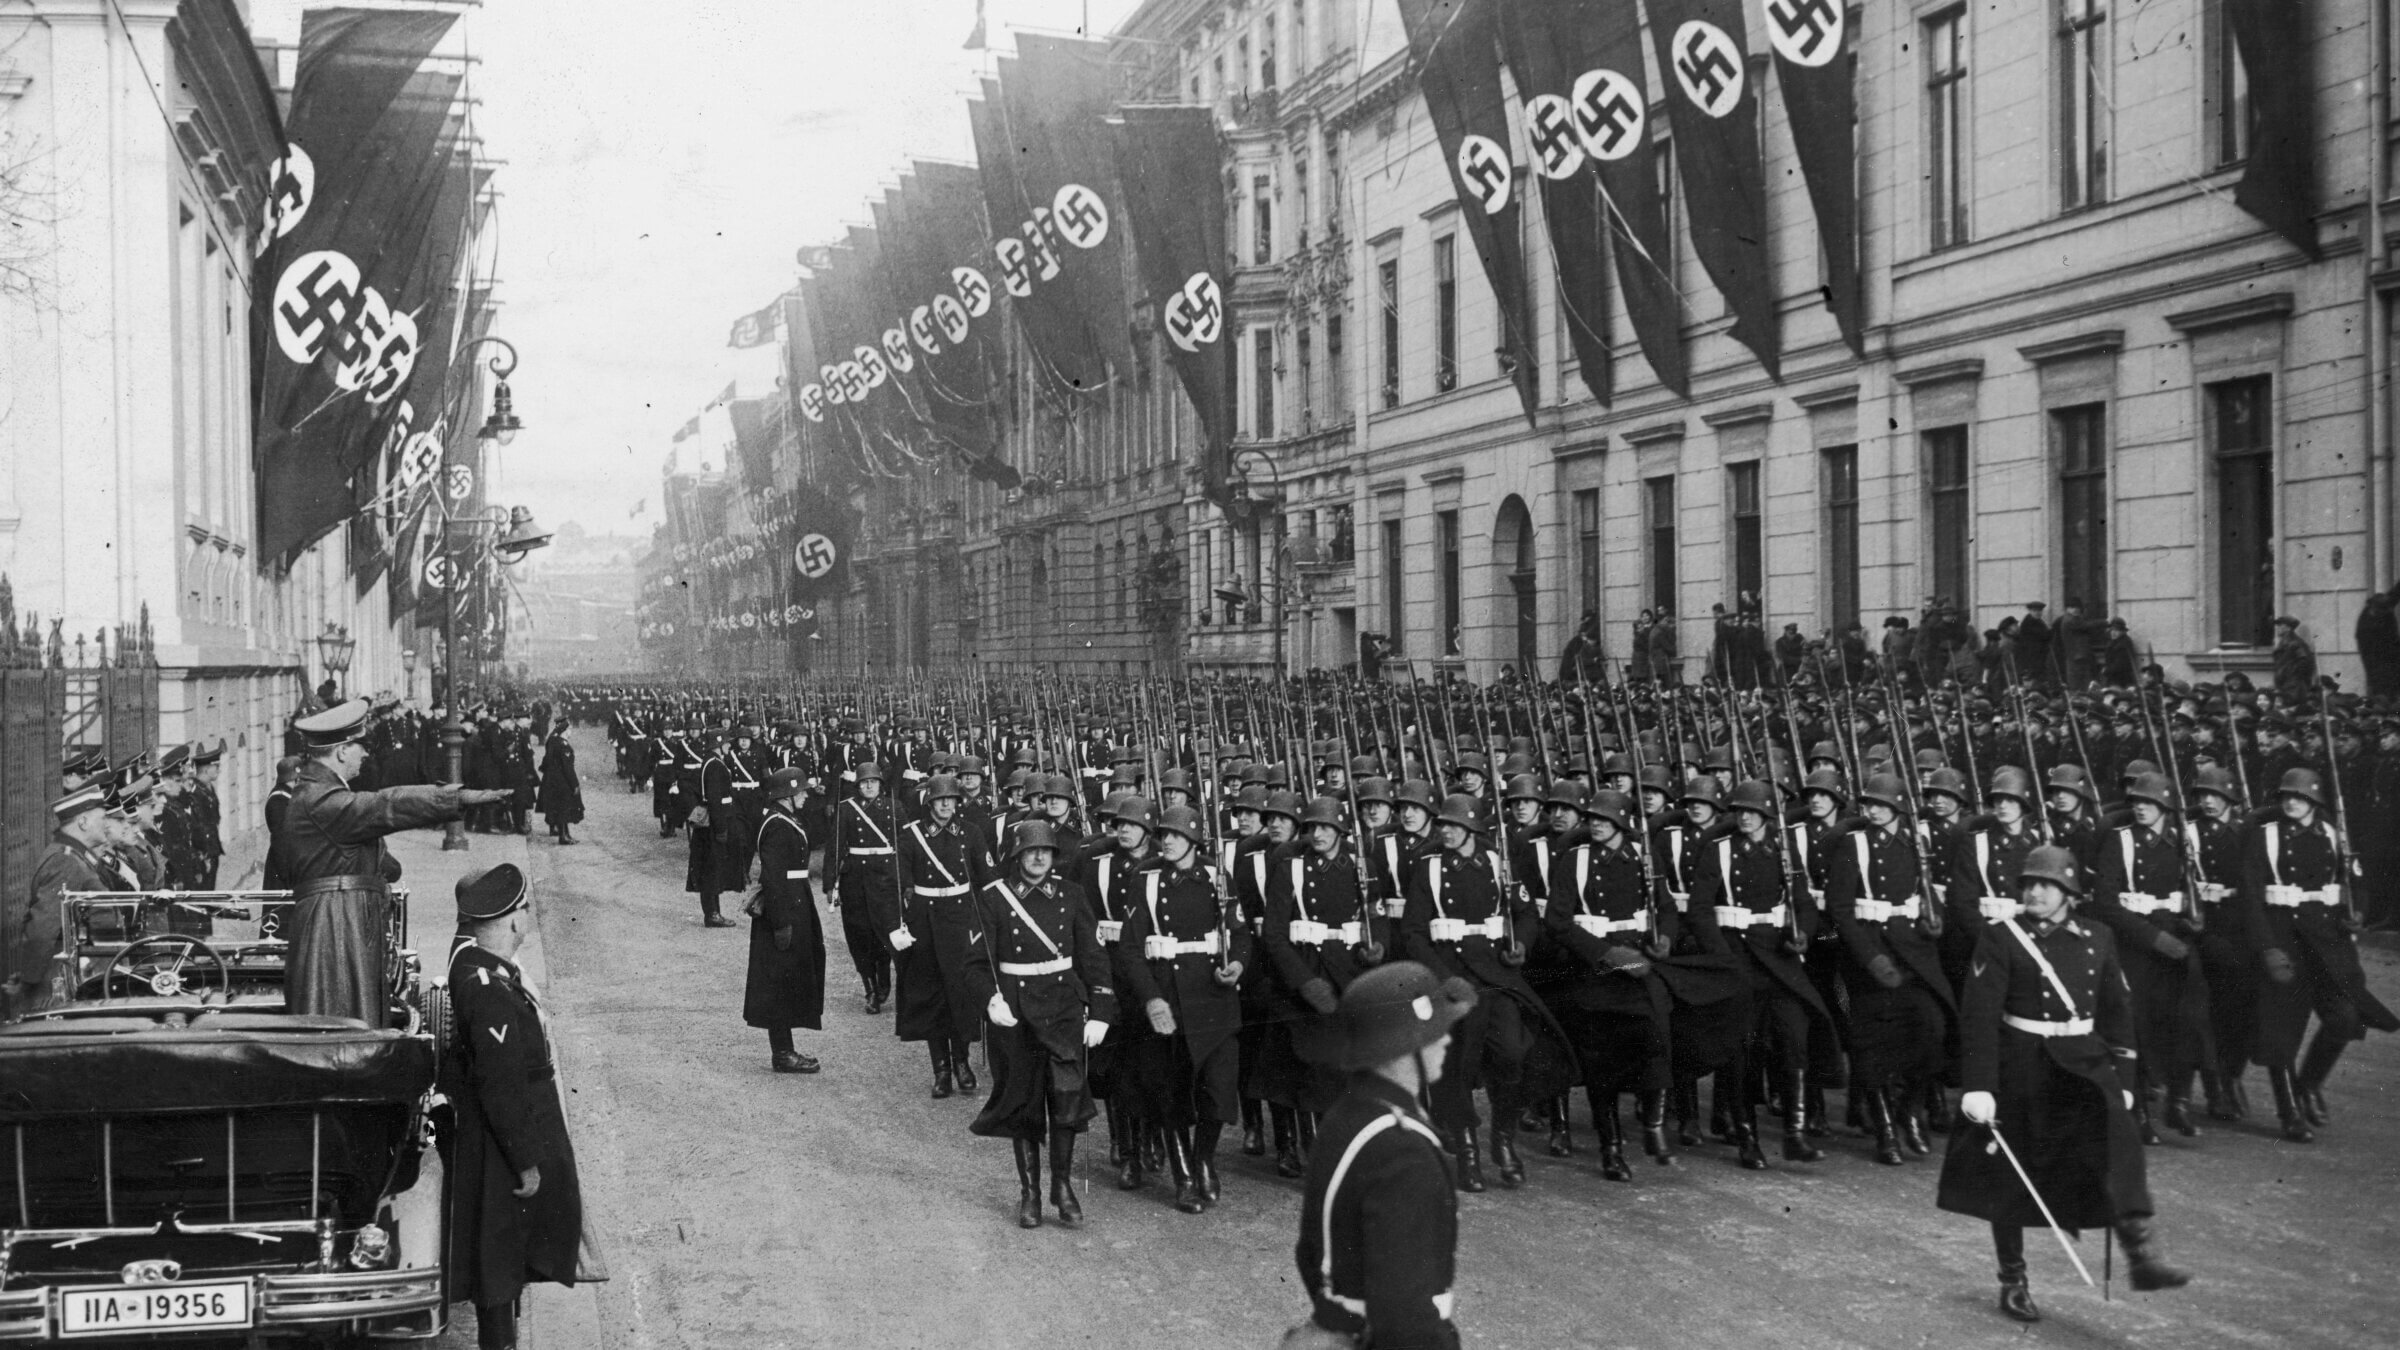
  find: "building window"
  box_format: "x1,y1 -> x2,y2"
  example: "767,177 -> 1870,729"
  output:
1925,426 -> 1972,612
1238,36 -> 1252,91
1326,139 -> 1344,233
1254,175 -> 1274,264
1261,33 -> 1277,89
2211,376 -> 2275,646
1728,461 -> 1763,609
1094,542 -> 1108,625
1212,54 -> 1225,98
1326,313 -> 1347,415
2055,403 -> 2109,619
2202,0 -> 2248,168
1438,509 -> 1462,656
1574,488 -> 1602,628
1823,446 -> 1861,630
1433,235 -> 1458,393
2058,0 -> 2108,211
1297,325 -> 1315,429
1926,9 -> 1969,249
1294,155 -> 1311,250
1253,326 -> 1276,438
1379,259 -> 1400,408
1383,517 -> 1405,648
1645,476 -> 1678,612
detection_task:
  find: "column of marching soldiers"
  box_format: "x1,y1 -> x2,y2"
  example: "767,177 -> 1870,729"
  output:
564,657 -> 2394,1247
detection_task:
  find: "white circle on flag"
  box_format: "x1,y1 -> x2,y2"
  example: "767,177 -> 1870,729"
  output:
1050,183 -> 1110,249
854,345 -> 889,389
1570,68 -> 1647,162
798,384 -> 826,422
445,464 -> 474,500
1763,0 -> 1844,69
1672,21 -> 1745,119
910,305 -> 943,356
1163,272 -> 1223,354
933,292 -> 971,346
795,532 -> 840,579
882,328 -> 915,374
422,555 -> 455,590
1523,94 -> 1585,180
272,250 -> 362,364
953,266 -> 993,317
821,364 -> 848,404
1455,134 -> 1512,215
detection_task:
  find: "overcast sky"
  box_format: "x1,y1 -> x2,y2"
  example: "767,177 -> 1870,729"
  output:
254,0 -> 1141,539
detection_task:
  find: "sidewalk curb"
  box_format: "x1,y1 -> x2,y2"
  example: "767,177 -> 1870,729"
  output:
386,827 -> 607,1350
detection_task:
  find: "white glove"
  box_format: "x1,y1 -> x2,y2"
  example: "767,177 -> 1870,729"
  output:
1961,1091 -> 1997,1126
986,992 -> 1018,1027
1082,1020 -> 1109,1048
2123,1090 -> 2136,1112
889,927 -> 917,953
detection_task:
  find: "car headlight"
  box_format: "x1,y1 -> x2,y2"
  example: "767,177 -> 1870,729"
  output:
348,1225 -> 392,1270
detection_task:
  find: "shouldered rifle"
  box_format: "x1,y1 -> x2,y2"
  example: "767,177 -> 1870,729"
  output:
2318,692 -> 2364,925
1876,658 -> 1945,939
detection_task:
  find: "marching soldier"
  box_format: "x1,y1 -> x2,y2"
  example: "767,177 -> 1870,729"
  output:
889,773 -> 987,1097
1233,789 -> 1302,1157
1120,805 -> 1250,1214
1951,767 -> 2045,928
2183,766 -> 2257,1118
964,820 -> 1117,1229
2090,772 -> 2212,1140
1827,774 -> 1956,1166
743,768 -> 825,1074
1290,962 -> 1476,1350
1257,795 -> 1382,1177
1070,795 -> 1156,1188
1786,768 -> 1852,1138
2238,768 -> 2400,1142
1938,844 -> 2189,1323
829,761 -> 899,1012
1690,780 -> 1836,1168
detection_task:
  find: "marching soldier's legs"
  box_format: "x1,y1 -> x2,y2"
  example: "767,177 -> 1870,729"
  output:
2267,1064 -> 2314,1142
1012,1136 -> 1043,1229
2163,1066 -> 2201,1137
1269,1103 -> 1304,1179
1483,999 -> 1530,1189
1993,1225 -> 2039,1323
1594,1092 -> 1631,1181
1722,1056 -> 1766,1169
700,888 -> 729,926
2112,1215 -> 2192,1292
2294,1007 -> 2359,1125
953,1037 -> 979,1094
1637,1088 -> 1673,1164
1048,1122 -> 1083,1226
1547,1095 -> 1574,1158
930,1041 -> 956,1099
1673,1077 -> 1704,1147
476,1297 -> 520,1350
1896,1076 -> 1933,1156
1166,1127 -> 1203,1215
1192,1119 -> 1224,1205
1863,1087 -> 1903,1166
1240,1097 -> 1266,1157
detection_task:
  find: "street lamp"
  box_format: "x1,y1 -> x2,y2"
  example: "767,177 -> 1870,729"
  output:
437,504 -> 551,850
457,336 -> 525,447
314,623 -> 355,697
400,647 -> 417,704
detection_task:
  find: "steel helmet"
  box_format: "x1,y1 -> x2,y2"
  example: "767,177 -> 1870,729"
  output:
2124,773 -> 2178,812
1681,776 -> 1726,809
1354,776 -> 1396,806
1986,766 -> 2037,806
1435,793 -> 1490,834
1585,789 -> 1633,833
1153,805 -> 1208,843
2017,844 -> 2085,896
1394,780 -> 1439,812
1544,778 -> 1591,813
2277,767 -> 2329,809
1299,795 -> 1350,832
2189,766 -> 2239,802
1801,768 -> 1849,803
1503,773 -> 1545,804
1858,774 -> 1909,811
1113,796 -> 1157,832
1007,819 -> 1061,858
1726,780 -> 1779,817
922,774 -> 964,802
1922,767 -> 1970,803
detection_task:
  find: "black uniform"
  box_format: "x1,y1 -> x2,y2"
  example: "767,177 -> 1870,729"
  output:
743,804 -> 825,1037
2090,822 -> 2212,1100
1399,845 -> 1572,1147
830,794 -> 899,1007
1294,1073 -> 1460,1350
964,871 -> 1117,1139
886,814 -> 987,1059
1119,857 -> 1250,1129
1827,821 -> 1957,1094
1260,847 -> 1379,1114
2238,816 -> 2400,1073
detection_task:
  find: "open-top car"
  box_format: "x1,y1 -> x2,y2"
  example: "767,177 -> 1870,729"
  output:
0,891 -> 449,1344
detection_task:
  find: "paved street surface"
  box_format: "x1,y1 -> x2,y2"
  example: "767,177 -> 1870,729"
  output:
406,727 -> 2400,1350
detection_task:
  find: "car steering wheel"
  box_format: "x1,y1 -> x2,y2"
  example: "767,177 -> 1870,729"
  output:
103,934 -> 231,1001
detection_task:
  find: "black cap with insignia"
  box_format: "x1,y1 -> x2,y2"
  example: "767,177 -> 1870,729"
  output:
455,863 -> 529,922
294,698 -> 373,749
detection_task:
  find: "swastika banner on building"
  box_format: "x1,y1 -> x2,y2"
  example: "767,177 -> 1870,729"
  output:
1647,0 -> 1781,379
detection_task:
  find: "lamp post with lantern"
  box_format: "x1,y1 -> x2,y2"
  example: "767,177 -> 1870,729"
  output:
314,623 -> 356,699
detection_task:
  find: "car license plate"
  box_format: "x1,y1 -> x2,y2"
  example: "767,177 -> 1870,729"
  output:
57,1280 -> 252,1337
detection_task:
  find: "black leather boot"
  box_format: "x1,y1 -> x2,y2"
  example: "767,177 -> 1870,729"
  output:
2295,1034 -> 2344,1126
1192,1121 -> 1224,1205
1270,1104 -> 1304,1179
2162,1071 -> 2200,1137
1596,1098 -> 1631,1182
2135,1092 -> 2162,1146
1734,1103 -> 1768,1171
2220,1064 -> 2252,1120
1105,1105 -> 1126,1166
1142,1121 -> 1167,1175
1451,1129 -> 1488,1192
1117,1119 -> 1146,1191
1167,1129 -> 1205,1214
1924,1082 -> 1955,1134
1994,1226 -> 2039,1323
953,1042 -> 980,1095
1674,1079 -> 1704,1148
1806,1076 -> 1831,1138
1709,1076 -> 1734,1142
1490,1122 -> 1527,1189
2200,1067 -> 2234,1121
1637,1088 -> 1673,1164
1547,1095 -> 1574,1157
1013,1137 -> 1043,1229
2267,1066 -> 2313,1143
1241,1098 -> 1266,1156
1297,1109 -> 1318,1159
2114,1216 -> 2192,1291
1782,1071 -> 1826,1163
1896,1086 -> 1931,1157
1864,1089 -> 1904,1166
930,1042 -> 955,1100
1049,1126 -> 1083,1226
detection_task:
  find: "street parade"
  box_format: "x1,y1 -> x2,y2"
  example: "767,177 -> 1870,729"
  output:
5,0 -> 2398,1346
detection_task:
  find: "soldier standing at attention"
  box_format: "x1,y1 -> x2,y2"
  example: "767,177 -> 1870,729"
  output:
283,699 -> 507,1027
1290,961 -> 1476,1350
444,864 -> 595,1350
964,820 -> 1116,1229
743,768 -> 825,1075
1938,844 -> 2189,1324
190,740 -> 226,887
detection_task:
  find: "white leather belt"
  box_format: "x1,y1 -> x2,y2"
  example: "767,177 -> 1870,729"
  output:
2119,891 -> 2183,914
784,870 -> 809,880
1978,896 -> 2024,921
734,780 -> 760,789
1330,1292 -> 1454,1320
1096,919 -> 1124,944
848,847 -> 894,856
1854,898 -> 1921,923
903,769 -> 927,781
914,884 -> 970,897
1714,905 -> 1786,930
1427,915 -> 1505,943
2004,1013 -> 2094,1038
1145,931 -> 1224,959
2264,884 -> 2339,908
1289,919 -> 1364,946
1001,957 -> 1072,977
1573,914 -> 1648,937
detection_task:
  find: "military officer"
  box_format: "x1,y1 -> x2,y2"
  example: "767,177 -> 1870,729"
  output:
744,768 -> 825,1074
190,740 -> 226,887
887,773 -> 987,1098
965,820 -> 1117,1229
15,783 -> 115,1010
443,864 -> 593,1350
828,761 -> 899,1014
1938,845 -> 2189,1324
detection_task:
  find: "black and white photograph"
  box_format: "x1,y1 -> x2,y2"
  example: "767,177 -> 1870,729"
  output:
0,0 -> 2395,1346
